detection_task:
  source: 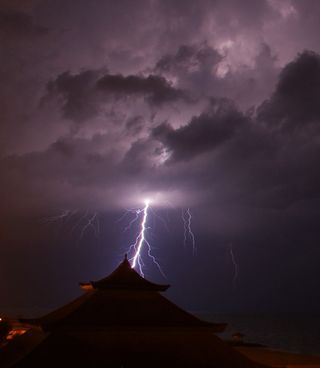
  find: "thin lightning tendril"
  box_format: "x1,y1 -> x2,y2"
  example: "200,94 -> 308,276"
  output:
182,209 -> 187,248
43,209 -> 99,240
124,210 -> 142,232
80,212 -> 99,238
42,209 -> 76,224
182,208 -> 196,255
229,243 -> 239,285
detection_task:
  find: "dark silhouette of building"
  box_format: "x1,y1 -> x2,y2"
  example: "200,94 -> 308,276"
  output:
3,256 -> 268,367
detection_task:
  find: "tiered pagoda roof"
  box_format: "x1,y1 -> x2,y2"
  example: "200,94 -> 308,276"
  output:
10,256 -> 268,368
23,255 -> 225,332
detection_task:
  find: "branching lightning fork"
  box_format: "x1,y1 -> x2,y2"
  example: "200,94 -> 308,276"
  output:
43,209 -> 100,240
80,212 -> 99,238
125,199 -> 165,278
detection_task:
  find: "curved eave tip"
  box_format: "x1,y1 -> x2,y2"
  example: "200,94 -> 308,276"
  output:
79,282 -> 94,291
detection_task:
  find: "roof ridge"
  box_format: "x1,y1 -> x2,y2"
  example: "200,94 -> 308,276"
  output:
80,256 -> 170,292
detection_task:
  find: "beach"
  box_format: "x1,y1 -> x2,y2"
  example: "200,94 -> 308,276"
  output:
237,346 -> 320,368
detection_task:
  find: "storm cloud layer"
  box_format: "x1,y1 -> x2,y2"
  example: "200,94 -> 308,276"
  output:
1,0 -> 320,312
3,48 -> 320,212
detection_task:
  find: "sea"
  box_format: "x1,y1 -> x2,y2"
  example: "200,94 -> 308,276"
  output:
195,313 -> 320,356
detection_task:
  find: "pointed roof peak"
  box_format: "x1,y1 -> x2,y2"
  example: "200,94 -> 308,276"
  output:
80,256 -> 170,292
122,253 -> 130,267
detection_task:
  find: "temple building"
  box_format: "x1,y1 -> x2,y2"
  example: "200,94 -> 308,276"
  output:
1,256 -> 267,367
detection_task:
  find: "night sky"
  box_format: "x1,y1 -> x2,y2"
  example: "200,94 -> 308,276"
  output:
1,0 -> 320,314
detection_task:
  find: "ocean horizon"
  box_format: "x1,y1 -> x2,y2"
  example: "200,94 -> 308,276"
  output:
196,312 -> 320,356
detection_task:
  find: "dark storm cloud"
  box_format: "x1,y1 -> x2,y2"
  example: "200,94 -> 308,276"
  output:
43,70 -> 103,123
153,40 -> 279,110
121,138 -> 162,173
0,134 -> 121,214
153,98 -> 246,162
258,50 -> 320,131
212,51 -> 320,209
4,49 -> 320,212
146,50 -> 320,209
0,2 -> 52,156
154,42 -> 225,101
125,116 -> 145,135
97,73 -> 187,105
43,70 -> 188,123
4,46 -> 320,213
155,43 -> 222,75
0,8 -> 48,38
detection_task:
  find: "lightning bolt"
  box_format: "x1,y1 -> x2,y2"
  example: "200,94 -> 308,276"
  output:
229,243 -> 239,285
126,199 -> 165,278
43,209 -> 99,241
42,209 -> 77,224
80,212 -> 99,239
130,199 -> 149,270
182,208 -> 196,255
124,209 -> 142,233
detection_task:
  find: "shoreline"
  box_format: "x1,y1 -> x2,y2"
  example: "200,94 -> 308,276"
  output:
237,346 -> 320,368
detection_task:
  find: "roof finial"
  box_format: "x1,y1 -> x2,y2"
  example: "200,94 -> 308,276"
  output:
124,253 -> 128,261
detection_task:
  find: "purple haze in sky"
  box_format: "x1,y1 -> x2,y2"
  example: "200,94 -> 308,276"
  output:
1,0 -> 320,313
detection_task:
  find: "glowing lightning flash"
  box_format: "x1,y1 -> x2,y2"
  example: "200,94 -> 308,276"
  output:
126,199 -> 164,278
182,208 -> 196,255
130,199 -> 150,270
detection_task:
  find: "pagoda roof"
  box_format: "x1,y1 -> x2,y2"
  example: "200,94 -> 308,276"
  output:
20,256 -> 226,333
79,255 -> 170,292
25,288 -> 225,332
12,258 -> 270,368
